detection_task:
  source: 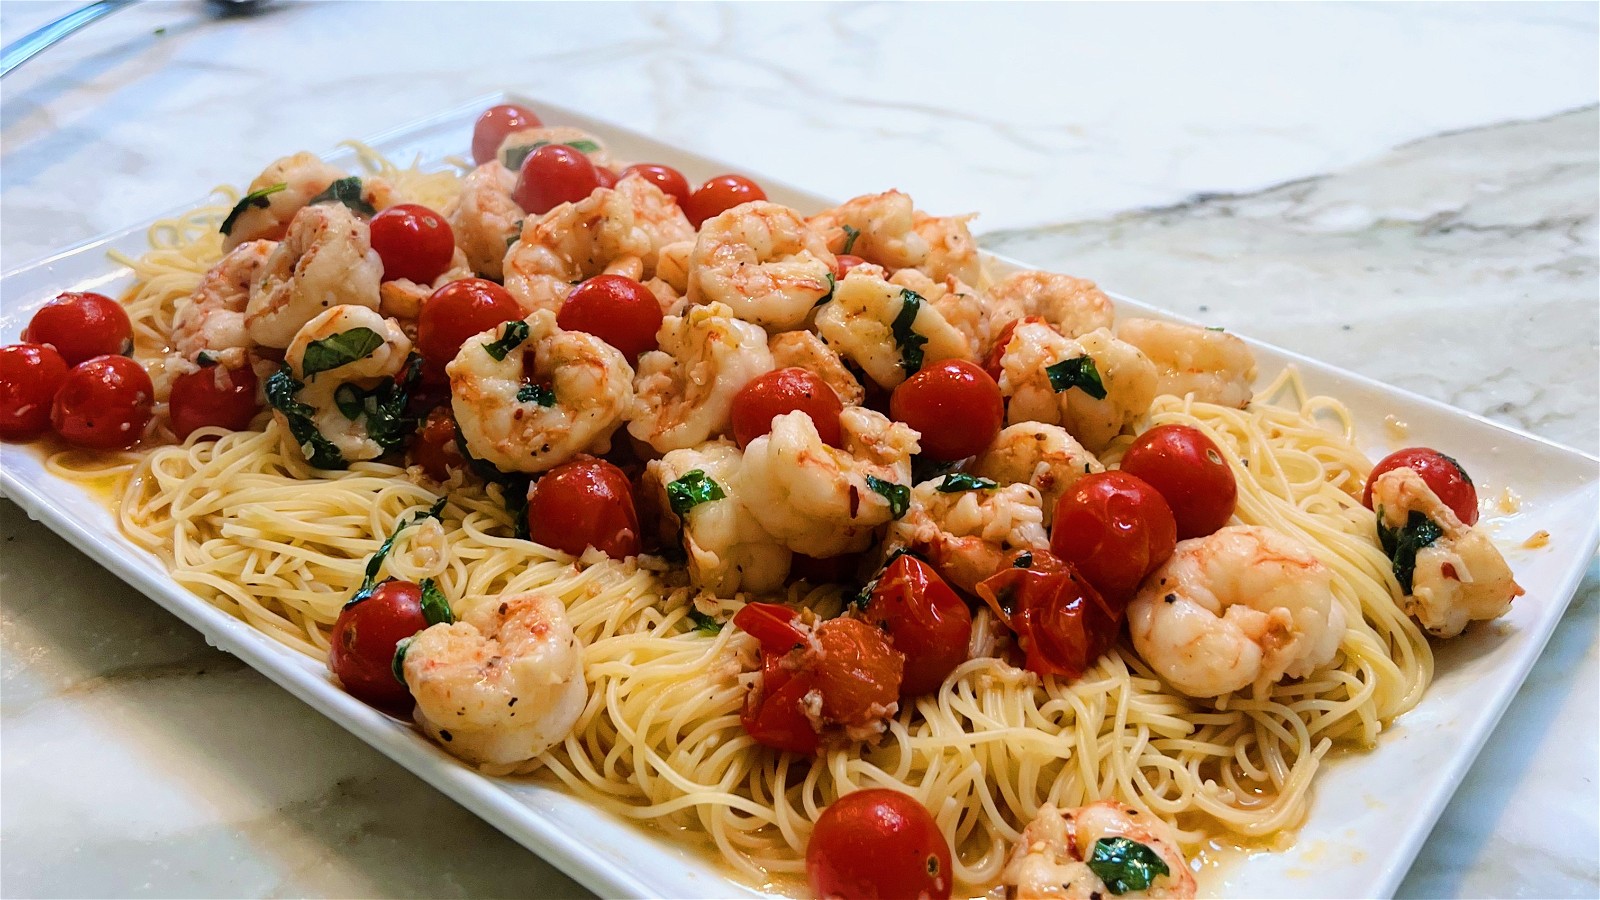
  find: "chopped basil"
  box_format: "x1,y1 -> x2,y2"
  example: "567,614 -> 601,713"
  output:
482,320 -> 530,361
1376,508 -> 1444,594
334,383 -> 365,420
308,176 -> 376,217
848,546 -> 919,608
347,498 -> 447,605
329,376 -> 414,453
667,469 -> 726,517
911,455 -> 963,485
865,475 -> 910,518
1045,355 -> 1107,399
687,609 -> 723,635
300,327 -> 384,379
1087,837 -> 1170,895
219,182 -> 287,236
264,364 -> 346,469
1204,325 -> 1226,332
391,635 -> 414,684
196,351 -> 218,366
936,473 -> 998,493
814,271 -> 836,308
840,224 -> 861,255
502,139 -> 602,170
1012,551 -> 1034,569
505,220 -> 524,249
890,288 -> 929,375
516,383 -> 556,406
419,577 -> 454,626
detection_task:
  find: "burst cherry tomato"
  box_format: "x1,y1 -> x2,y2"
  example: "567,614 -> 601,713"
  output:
0,343 -> 69,441
1050,471 -> 1177,602
369,204 -> 455,284
620,163 -> 691,206
733,602 -> 809,654
23,292 -> 132,366
526,457 -> 641,559
730,368 -> 845,449
328,579 -> 430,712
807,789 -> 953,900
742,649 -> 821,754
864,554 -> 972,696
50,355 -> 153,450
408,406 -> 465,482
557,275 -> 663,363
1363,447 -> 1480,525
809,617 -> 904,728
472,103 -> 542,165
889,359 -> 1004,461
1119,424 -> 1237,539
416,278 -> 525,383
684,174 -> 766,228
976,549 -> 1123,680
595,166 -> 618,189
514,144 -> 603,215
168,363 -> 259,440
834,254 -> 870,279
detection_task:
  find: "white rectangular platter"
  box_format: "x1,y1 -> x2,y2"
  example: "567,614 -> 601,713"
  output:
2,93 -> 1595,899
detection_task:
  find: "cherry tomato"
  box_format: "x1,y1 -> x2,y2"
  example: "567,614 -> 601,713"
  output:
807,789 -> 953,900
328,579 -> 429,712
733,601 -> 809,654
977,549 -> 1122,680
809,617 -> 904,728
1363,447 -> 1480,525
1119,424 -> 1237,539
1050,471 -> 1177,603
0,343 -> 69,441
620,163 -> 691,206
23,292 -> 132,366
168,364 -> 259,440
526,456 -> 641,559
472,103 -> 542,166
513,144 -> 603,215
889,359 -> 1004,461
741,650 -> 821,755
834,254 -> 870,279
416,278 -> 525,383
369,204 -> 455,284
408,406 -> 465,482
864,554 -> 972,696
556,275 -> 663,363
50,355 -> 153,450
730,368 -> 845,449
595,166 -> 618,189
982,315 -> 1047,383
684,174 -> 766,228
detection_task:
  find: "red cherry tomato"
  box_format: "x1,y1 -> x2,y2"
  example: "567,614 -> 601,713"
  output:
620,163 -> 691,206
1050,471 -> 1177,603
50,355 -> 153,450
526,457 -> 641,559
1363,447 -> 1480,525
889,359 -> 1004,461
732,601 -> 809,654
416,278 -> 525,383
472,103 -> 542,166
807,789 -> 953,900
595,166 -> 618,189
684,174 -> 766,228
328,579 -> 429,712
1119,424 -> 1237,539
741,650 -> 821,754
369,204 -> 455,284
834,254 -> 870,279
168,364 -> 259,440
23,292 -> 132,366
730,368 -> 845,449
408,406 -> 465,482
0,343 -> 69,441
977,549 -> 1123,680
809,617 -> 904,728
864,554 -> 972,695
513,144 -> 603,215
557,275 -> 663,363
982,315 -> 1047,383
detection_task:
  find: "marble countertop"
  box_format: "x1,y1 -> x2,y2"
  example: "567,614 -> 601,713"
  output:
1,2 -> 1595,897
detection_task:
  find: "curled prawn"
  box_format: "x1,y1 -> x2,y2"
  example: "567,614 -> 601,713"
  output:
1002,801 -> 1195,899
996,322 -> 1156,453
814,271 -> 970,390
172,239 -> 276,367
1117,318 -> 1256,409
687,201 -> 835,332
988,270 -> 1115,340
245,203 -> 383,349
626,302 -> 773,454
279,304 -> 413,465
447,160 -> 522,280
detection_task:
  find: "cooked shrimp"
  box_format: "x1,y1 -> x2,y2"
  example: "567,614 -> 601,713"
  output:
767,330 -> 865,406
1128,525 -> 1345,698
1002,801 -> 1195,899
996,322 -> 1157,453
496,126 -> 613,170
988,270 -> 1115,340
644,441 -> 792,595
1370,468 -> 1522,638
888,479 -> 1049,594
449,309 -> 634,473
806,190 -> 929,271
687,201 -> 835,332
244,204 -> 383,349
280,305 -> 412,464
402,591 -> 587,770
447,161 -> 521,280
814,272 -> 970,390
626,302 -> 773,454
221,152 -> 347,250
972,422 -> 1104,526
734,407 -> 919,558
912,211 -> 983,285
654,239 -> 695,296
1118,318 -> 1256,409
171,239 -> 276,367
890,268 -> 990,361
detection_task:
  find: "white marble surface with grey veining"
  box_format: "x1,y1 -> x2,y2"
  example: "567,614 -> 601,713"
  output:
1,2 -> 1596,898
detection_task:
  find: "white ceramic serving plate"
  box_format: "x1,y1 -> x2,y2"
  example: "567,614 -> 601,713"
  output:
1,93 -> 1595,900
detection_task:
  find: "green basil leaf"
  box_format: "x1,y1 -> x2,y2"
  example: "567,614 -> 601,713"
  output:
1204,325 -> 1226,332
814,271 -> 836,308
848,546 -> 920,609
419,578 -> 454,626
301,327 -> 384,379
503,139 -> 601,171
1376,507 -> 1444,595
517,382 -> 556,406
347,500 -> 447,605
1012,550 -> 1034,569
196,351 -> 218,366
219,182 -> 287,236
667,469 -> 726,517
865,475 -> 910,519
1046,355 -> 1107,399
307,176 -> 376,217
936,473 -> 998,493
483,320 -> 530,361
840,224 -> 861,255
334,383 -> 365,420
890,289 -> 929,375
564,139 -> 601,154
362,377 -> 417,453
264,364 -> 346,469
687,609 -> 723,635
1087,837 -> 1170,895
391,635 -> 414,685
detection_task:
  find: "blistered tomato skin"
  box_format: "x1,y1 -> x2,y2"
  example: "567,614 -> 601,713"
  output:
0,343 -> 70,441
328,580 -> 429,713
1050,471 -> 1178,603
730,368 -> 845,449
684,174 -> 766,228
408,406 -> 466,482
514,144 -> 603,216
50,355 -> 154,450
416,278 -> 525,384
557,275 -> 664,363
472,103 -> 542,165
864,554 -> 972,696
526,457 -> 641,559
23,292 -> 133,366
889,359 -> 1005,461
1119,424 -> 1238,539
807,788 -> 953,900
1363,447 -> 1480,525
168,364 -> 260,440
369,204 -> 456,284
620,163 -> 691,206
